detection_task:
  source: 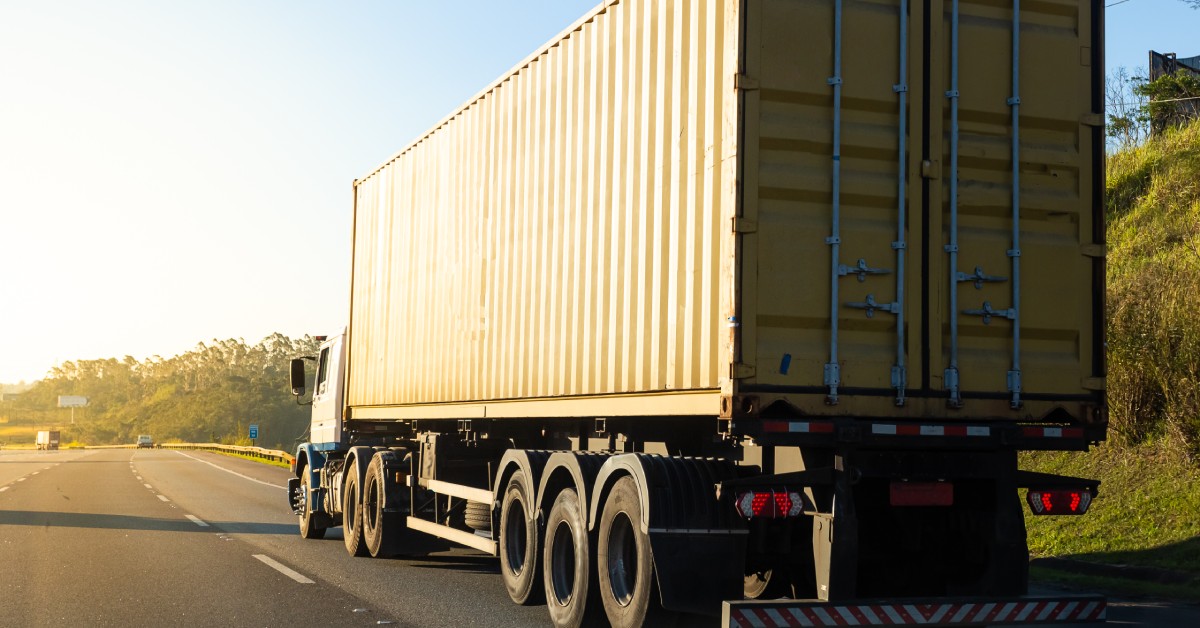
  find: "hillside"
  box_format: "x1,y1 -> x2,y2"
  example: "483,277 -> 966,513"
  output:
0,334 -> 320,450
1023,120 -> 1200,594
1105,120 -> 1200,457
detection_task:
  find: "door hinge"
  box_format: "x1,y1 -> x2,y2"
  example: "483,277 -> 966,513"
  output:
1080,243 -> 1106,258
1081,377 -> 1106,391
732,363 -> 757,379
1080,112 -> 1104,127
735,73 -> 760,91
732,217 -> 758,233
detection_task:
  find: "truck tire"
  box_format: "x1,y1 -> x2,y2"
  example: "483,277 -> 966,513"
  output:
363,452 -> 404,558
543,488 -> 600,628
500,471 -> 543,605
464,501 -> 492,532
298,471 -> 327,540
342,463 -> 369,557
597,476 -> 655,628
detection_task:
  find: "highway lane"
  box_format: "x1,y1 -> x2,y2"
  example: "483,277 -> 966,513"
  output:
5,448 -> 1199,627
0,449 -> 393,627
130,447 -> 552,628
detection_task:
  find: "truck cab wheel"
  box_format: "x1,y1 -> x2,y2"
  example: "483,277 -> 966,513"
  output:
343,463 -> 369,556
597,476 -> 658,628
500,471 -> 543,605
298,471 -> 327,540
362,452 -> 404,557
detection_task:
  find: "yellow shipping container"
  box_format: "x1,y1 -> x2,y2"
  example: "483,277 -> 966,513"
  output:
347,0 -> 1103,428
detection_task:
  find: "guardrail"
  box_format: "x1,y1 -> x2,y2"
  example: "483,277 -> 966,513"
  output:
85,442 -> 294,466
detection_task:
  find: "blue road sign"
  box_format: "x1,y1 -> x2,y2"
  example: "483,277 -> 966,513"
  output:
249,424 -> 259,439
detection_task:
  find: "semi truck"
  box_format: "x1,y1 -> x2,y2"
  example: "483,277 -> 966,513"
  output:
36,430 -> 60,451
288,0 -> 1108,626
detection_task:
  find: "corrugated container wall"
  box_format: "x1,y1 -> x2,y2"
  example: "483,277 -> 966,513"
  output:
347,0 -> 1104,426
349,0 -> 740,420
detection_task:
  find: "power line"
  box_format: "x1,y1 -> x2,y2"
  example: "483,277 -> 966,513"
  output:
1106,0 -> 1133,7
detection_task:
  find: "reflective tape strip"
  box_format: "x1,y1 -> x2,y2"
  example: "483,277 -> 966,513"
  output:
725,598 -> 1106,627
1023,427 -> 1084,438
873,424 -> 991,437
764,421 -> 835,434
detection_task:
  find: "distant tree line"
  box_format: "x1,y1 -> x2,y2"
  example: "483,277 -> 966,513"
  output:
0,334 -> 320,450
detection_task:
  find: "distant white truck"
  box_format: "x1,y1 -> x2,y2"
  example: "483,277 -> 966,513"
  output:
36,430 -> 60,451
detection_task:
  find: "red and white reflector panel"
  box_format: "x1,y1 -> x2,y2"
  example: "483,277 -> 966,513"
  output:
1026,489 -> 1092,516
735,490 -> 805,518
723,596 -> 1107,627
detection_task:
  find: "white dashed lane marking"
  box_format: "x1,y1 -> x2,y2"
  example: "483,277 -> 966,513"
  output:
0,487 -> 8,493
157,495 -> 170,503
172,451 -> 286,490
186,515 -> 209,527
253,555 -> 314,584
144,484 -> 154,489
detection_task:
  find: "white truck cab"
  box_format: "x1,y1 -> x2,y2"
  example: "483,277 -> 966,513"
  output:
291,332 -> 346,446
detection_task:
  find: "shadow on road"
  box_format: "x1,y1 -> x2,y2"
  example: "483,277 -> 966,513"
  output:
0,510 -> 294,535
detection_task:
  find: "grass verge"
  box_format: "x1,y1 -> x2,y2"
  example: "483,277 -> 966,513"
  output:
1021,440 -> 1200,599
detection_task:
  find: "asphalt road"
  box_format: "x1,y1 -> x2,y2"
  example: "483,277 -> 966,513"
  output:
1,448 -> 1197,627
0,448 -> 547,628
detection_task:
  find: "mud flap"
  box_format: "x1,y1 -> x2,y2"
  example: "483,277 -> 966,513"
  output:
812,457 -> 858,601
650,530 -> 747,616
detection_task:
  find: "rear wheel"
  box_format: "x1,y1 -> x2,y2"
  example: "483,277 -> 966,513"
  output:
500,471 -> 543,605
362,452 -> 405,557
298,471 -> 326,540
544,488 -> 600,628
342,461 -> 369,556
597,476 -> 656,628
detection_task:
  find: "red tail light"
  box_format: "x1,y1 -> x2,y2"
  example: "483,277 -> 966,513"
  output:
1026,489 -> 1092,515
735,490 -> 805,518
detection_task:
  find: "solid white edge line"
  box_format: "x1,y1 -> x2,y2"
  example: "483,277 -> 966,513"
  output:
253,554 -> 314,584
186,514 -> 210,527
173,451 -> 287,490
157,494 -> 170,502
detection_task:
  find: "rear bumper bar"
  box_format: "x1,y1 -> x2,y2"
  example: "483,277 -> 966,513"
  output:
722,595 -> 1106,627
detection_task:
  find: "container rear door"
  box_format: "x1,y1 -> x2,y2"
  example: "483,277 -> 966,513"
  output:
738,0 -> 1103,421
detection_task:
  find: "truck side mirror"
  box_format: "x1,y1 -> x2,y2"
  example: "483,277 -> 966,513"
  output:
290,358 -> 306,396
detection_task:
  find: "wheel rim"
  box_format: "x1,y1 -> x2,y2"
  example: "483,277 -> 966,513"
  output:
606,511 -> 638,607
549,520 -> 576,606
504,498 -> 527,576
365,475 -> 379,530
345,478 -> 357,532
298,478 -> 309,521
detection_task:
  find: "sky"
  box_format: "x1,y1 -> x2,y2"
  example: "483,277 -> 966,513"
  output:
1,0 -> 1198,384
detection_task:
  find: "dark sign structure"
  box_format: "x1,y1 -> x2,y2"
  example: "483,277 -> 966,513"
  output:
1148,50 -> 1200,133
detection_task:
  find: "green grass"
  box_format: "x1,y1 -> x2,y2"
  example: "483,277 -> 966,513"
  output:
1030,566 -> 1200,603
1021,442 -> 1200,594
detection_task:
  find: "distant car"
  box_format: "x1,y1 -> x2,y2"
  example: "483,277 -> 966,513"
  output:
136,435 -> 154,448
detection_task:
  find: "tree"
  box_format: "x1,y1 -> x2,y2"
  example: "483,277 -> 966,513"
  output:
1138,69 -> 1200,136
1107,66 -> 1148,150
